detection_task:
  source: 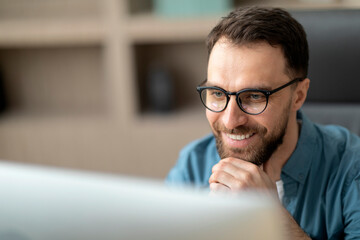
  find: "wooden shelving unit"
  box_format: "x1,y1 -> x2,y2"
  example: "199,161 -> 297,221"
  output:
126,14 -> 218,43
0,20 -> 103,47
0,0 -> 359,178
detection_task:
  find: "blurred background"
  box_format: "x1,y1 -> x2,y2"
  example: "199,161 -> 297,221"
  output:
0,0 -> 359,179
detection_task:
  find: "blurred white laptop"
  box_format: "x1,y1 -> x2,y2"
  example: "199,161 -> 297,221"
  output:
0,161 -> 282,240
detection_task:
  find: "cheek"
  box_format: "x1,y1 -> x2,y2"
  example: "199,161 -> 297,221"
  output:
261,103 -> 290,134
206,110 -> 218,127
254,111 -> 277,134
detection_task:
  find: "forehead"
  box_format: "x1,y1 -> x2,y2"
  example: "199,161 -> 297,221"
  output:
207,39 -> 289,90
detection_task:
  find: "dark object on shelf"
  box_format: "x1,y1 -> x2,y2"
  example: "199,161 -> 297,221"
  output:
0,69 -> 6,113
146,64 -> 174,113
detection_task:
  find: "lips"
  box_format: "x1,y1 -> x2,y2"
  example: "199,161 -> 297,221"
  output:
220,131 -> 256,150
226,133 -> 255,141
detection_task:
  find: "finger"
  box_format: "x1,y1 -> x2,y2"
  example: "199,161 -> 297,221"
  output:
212,159 -> 271,191
222,157 -> 261,171
209,182 -> 230,194
213,159 -> 257,185
212,161 -> 238,178
209,170 -> 234,185
210,170 -> 250,191
220,157 -> 263,178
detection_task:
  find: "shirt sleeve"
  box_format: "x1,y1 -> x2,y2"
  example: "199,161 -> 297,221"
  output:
165,153 -> 191,185
165,134 -> 217,188
342,164 -> 360,239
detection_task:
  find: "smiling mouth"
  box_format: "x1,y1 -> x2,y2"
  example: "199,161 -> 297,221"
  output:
226,133 -> 255,141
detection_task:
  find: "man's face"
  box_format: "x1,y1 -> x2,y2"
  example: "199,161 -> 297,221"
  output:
206,39 -> 295,165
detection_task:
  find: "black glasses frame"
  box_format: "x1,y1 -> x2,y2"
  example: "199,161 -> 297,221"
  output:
196,77 -> 304,115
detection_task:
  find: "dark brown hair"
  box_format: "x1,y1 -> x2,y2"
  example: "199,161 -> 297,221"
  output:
206,6 -> 309,78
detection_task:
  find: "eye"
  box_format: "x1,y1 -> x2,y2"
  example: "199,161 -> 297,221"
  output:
250,93 -> 263,100
239,91 -> 266,103
210,90 -> 225,98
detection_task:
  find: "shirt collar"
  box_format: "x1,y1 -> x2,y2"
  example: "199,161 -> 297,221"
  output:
281,110 -> 318,184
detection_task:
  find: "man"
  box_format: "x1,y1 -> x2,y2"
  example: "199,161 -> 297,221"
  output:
167,6 -> 360,239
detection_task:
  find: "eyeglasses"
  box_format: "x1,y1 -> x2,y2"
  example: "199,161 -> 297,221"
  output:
196,78 -> 304,115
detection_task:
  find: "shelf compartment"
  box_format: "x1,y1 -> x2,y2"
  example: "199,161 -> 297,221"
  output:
0,46 -> 106,117
133,41 -> 208,114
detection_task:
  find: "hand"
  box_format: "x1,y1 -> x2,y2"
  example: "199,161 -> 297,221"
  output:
209,157 -> 277,199
209,158 -> 311,239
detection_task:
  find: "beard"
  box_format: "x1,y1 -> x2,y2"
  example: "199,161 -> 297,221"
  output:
213,108 -> 290,166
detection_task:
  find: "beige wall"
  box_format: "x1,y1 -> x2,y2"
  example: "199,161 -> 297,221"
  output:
0,0 -> 211,179
1,0 -> 359,178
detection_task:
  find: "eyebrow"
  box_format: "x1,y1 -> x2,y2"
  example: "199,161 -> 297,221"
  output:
203,80 -> 273,92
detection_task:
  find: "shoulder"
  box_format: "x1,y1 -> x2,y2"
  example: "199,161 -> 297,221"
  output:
179,134 -> 217,159
299,119 -> 360,190
318,126 -> 360,238
314,123 -> 360,156
315,123 -> 360,190
166,134 -> 219,187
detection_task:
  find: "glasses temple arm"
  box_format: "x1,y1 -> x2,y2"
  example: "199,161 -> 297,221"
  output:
268,77 -> 305,95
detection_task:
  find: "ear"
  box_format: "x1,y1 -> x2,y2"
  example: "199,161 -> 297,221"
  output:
292,78 -> 310,111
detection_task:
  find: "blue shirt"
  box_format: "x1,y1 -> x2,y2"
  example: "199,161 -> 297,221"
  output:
167,111 -> 360,239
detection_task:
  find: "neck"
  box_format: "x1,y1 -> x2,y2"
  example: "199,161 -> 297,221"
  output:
263,112 -> 299,182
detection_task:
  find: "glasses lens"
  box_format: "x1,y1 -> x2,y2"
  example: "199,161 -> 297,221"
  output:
238,91 -> 267,114
201,88 -> 227,112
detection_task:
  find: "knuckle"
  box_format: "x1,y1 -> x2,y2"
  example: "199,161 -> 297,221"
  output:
209,173 -> 217,183
212,164 -> 221,173
211,171 -> 222,181
234,181 -> 245,191
226,157 -> 237,163
213,161 -> 227,172
247,164 -> 260,174
218,161 -> 228,169
209,173 -> 217,184
243,172 -> 253,183
222,157 -> 235,164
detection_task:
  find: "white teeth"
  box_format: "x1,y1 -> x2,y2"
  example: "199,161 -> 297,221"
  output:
226,133 -> 253,140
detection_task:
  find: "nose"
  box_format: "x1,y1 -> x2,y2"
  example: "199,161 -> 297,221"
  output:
221,96 -> 248,130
